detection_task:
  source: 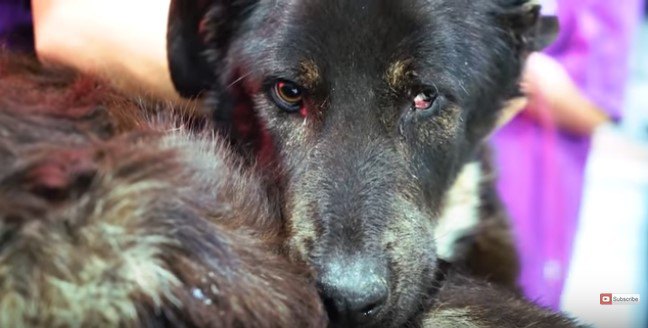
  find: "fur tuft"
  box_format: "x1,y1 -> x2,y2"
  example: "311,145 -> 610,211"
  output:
0,53 -> 325,328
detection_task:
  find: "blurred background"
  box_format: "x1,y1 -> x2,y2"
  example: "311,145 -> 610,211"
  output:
559,6 -> 648,327
489,2 -> 648,328
1,1 -> 647,327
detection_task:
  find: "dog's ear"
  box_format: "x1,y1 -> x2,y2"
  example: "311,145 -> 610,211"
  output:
166,0 -> 213,98
166,0 -> 258,98
485,1 -> 559,137
527,15 -> 560,52
497,1 -> 559,53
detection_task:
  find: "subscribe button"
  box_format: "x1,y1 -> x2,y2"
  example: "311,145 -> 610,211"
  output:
600,293 -> 641,305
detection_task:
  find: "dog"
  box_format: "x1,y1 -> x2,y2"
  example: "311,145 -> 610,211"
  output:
3,0 -> 584,326
0,50 -> 584,328
166,0 -> 562,326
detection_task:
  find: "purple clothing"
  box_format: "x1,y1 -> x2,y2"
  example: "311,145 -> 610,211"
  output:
0,0 -> 33,51
491,0 -> 643,309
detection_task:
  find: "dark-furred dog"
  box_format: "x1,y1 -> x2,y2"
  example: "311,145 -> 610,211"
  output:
0,52 -> 583,328
167,0 -> 561,326
0,0 -> 585,327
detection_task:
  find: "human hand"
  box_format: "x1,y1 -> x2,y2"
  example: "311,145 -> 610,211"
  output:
520,52 -> 610,136
32,0 -> 178,100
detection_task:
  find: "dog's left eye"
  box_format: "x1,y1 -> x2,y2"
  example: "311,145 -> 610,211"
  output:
271,79 -> 304,113
412,90 -> 438,111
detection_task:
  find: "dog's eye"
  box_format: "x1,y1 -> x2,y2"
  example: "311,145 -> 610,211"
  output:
272,80 -> 304,112
412,90 -> 438,111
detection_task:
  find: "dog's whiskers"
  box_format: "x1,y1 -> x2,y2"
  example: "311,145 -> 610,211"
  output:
227,71 -> 255,89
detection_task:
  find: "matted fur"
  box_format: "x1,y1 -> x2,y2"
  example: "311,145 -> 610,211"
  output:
0,53 -> 325,328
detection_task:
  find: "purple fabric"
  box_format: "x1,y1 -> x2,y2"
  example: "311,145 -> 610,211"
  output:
0,1 -> 30,29
0,1 -> 33,50
491,0 -> 644,309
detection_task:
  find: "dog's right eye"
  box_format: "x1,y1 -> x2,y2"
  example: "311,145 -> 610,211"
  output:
271,80 -> 304,113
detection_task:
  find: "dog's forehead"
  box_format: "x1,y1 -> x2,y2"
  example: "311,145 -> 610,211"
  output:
275,0 -> 431,63
247,0 -> 489,90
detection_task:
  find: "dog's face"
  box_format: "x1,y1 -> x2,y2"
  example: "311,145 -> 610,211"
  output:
169,0 -> 555,326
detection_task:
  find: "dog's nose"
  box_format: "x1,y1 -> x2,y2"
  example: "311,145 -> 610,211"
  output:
319,273 -> 388,325
318,260 -> 389,325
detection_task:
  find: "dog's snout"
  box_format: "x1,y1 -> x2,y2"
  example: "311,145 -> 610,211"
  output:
318,259 -> 389,326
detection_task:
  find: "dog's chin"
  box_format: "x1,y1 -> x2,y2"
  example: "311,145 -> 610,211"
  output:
391,285 -> 435,326
385,263 -> 442,328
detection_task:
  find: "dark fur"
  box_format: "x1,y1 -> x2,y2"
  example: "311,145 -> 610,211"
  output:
443,149 -> 520,288
167,0 -> 557,326
422,268 -> 586,328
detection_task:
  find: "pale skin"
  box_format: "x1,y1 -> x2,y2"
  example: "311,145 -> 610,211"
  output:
32,0 -> 178,100
31,0 -> 611,134
520,52 -> 611,136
